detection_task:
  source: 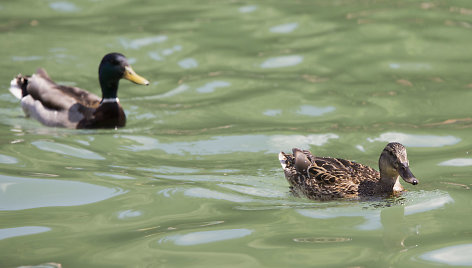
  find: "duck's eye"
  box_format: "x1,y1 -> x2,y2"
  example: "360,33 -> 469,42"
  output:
398,162 -> 408,170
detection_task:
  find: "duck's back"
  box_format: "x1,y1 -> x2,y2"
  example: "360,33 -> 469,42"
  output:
280,150 -> 380,200
11,69 -> 103,128
22,69 -> 101,110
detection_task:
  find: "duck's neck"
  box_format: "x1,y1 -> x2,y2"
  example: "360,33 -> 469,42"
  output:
377,172 -> 401,193
100,80 -> 119,99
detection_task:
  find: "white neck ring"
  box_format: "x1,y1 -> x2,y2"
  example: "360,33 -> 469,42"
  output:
101,97 -> 119,103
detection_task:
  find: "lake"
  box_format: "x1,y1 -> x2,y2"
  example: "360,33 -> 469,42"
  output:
1,1 -> 471,267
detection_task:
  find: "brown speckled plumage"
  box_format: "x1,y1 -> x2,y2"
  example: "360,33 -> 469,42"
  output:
279,142 -> 418,200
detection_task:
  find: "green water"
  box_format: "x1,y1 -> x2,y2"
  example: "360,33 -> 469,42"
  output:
1,0 -> 472,267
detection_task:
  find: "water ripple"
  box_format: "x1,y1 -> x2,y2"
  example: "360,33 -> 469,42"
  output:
388,62 -> 432,71
218,184 -> 286,198
297,207 -> 382,230
160,229 -> 253,246
368,132 -> 461,147
0,175 -> 125,211
238,6 -> 257,13
196,81 -> 231,93
118,209 -> 142,219
135,84 -> 190,100
178,58 -> 198,69
297,190 -> 453,230
149,45 -> 182,61
270,22 -> 299,33
157,188 -> 180,198
293,237 -> 352,243
0,226 -> 50,240
260,55 -> 303,69
404,191 -> 454,215
119,35 -> 167,50
32,140 -> 105,160
297,105 -> 336,116
12,56 -> 43,62
184,187 -> 253,203
438,158 -> 472,167
420,244 -> 472,266
0,154 -> 18,164
139,166 -> 200,174
94,172 -> 135,180
263,109 -> 282,116
121,134 -> 339,155
49,2 -> 80,12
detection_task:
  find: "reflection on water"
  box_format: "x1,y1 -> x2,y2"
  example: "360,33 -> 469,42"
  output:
438,158 -> 472,167
238,5 -> 257,13
368,132 -> 461,147
118,209 -> 142,219
355,145 -> 366,152
260,55 -> 303,69
49,1 -> 80,12
218,184 -> 286,198
32,141 -> 105,160
420,244 -> 472,266
196,81 -> 231,93
149,45 -> 182,61
121,134 -> 339,155
0,226 -> 50,240
1,0 -> 472,267
178,58 -> 198,69
17,263 -> 62,268
403,191 -> 454,215
388,62 -> 432,71
270,23 -> 298,34
293,237 -> 352,243
184,187 -> 253,203
0,175 -> 124,210
263,109 -> 282,116
0,154 -> 18,164
11,56 -> 43,62
119,35 -> 167,50
138,84 -> 190,100
94,172 -> 136,180
160,229 -> 253,246
297,105 -> 336,117
297,206 -> 382,230
297,190 -> 453,231
138,165 -> 200,174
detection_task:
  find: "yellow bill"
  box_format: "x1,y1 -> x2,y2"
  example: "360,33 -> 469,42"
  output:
123,66 -> 149,85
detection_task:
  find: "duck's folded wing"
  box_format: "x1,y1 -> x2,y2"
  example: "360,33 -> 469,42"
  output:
25,68 -> 100,111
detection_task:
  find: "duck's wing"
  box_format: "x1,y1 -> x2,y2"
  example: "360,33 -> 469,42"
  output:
280,148 -> 381,199
300,157 -> 377,199
19,96 -> 92,128
16,68 -> 101,111
10,69 -> 101,128
308,157 -> 380,184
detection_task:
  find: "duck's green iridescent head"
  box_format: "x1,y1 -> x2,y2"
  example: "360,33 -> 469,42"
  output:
98,53 -> 149,98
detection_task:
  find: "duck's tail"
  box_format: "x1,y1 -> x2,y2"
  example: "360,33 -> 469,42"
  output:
279,152 -> 289,169
9,75 -> 28,100
9,77 -> 22,99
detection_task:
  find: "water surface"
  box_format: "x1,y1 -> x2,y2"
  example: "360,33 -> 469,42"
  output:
1,1 -> 472,267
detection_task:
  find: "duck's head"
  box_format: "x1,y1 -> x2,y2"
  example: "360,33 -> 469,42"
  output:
98,53 -> 149,98
379,142 -> 418,185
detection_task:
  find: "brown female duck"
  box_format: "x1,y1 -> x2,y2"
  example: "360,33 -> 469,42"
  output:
278,142 -> 418,200
9,53 -> 149,129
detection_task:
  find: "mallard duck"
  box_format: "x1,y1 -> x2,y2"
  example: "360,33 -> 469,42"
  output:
9,52 -> 149,129
278,142 -> 418,200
